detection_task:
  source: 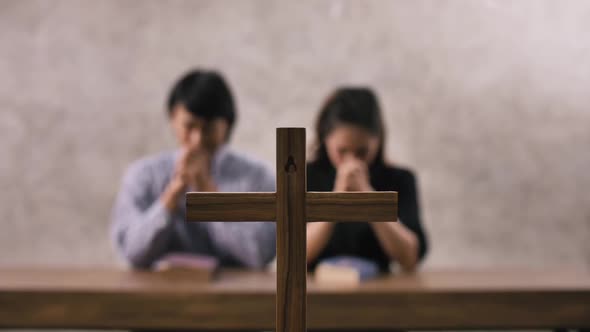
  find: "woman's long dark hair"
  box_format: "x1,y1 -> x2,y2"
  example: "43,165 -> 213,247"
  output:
312,87 -> 387,168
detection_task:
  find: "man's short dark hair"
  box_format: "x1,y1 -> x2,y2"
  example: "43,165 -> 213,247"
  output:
167,69 -> 236,138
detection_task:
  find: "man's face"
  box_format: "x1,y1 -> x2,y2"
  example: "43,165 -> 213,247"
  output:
169,104 -> 229,153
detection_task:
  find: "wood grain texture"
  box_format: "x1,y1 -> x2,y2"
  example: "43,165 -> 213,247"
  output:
1,268 -> 589,330
276,128 -> 307,332
186,192 -> 276,221
306,191 -> 398,222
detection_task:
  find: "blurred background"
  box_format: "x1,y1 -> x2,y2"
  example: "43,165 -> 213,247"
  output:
1,0 -> 589,269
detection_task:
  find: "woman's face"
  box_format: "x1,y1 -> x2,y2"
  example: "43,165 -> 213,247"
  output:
169,104 -> 228,152
324,124 -> 380,168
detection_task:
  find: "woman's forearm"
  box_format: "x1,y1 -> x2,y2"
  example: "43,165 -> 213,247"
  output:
306,222 -> 335,264
371,221 -> 419,272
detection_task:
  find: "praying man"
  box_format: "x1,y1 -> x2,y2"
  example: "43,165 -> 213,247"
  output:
111,69 -> 276,269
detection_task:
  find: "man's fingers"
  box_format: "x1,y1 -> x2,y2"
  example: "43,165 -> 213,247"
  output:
188,130 -> 202,151
178,131 -> 203,167
176,149 -> 192,173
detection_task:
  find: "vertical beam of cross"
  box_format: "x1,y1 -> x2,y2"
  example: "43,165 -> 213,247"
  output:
276,128 -> 306,332
186,127 -> 398,332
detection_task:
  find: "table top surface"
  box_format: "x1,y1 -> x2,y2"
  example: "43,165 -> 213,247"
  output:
1,267 -> 589,293
1,267 -> 589,330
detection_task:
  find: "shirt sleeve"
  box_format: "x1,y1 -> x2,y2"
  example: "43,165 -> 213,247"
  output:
206,164 -> 277,268
398,170 -> 429,261
110,162 -> 174,269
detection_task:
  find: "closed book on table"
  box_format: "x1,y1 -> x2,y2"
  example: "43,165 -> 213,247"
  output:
314,256 -> 380,285
154,253 -> 219,281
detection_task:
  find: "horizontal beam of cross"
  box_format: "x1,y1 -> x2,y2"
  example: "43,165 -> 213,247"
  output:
186,193 -> 276,221
186,191 -> 397,222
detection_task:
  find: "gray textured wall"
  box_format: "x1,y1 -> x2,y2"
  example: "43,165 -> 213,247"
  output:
1,0 -> 589,269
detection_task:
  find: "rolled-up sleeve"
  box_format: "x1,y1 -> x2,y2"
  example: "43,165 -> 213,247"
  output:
398,171 -> 428,261
110,162 -> 174,269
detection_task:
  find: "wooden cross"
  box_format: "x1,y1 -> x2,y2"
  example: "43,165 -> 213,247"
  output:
186,128 -> 397,332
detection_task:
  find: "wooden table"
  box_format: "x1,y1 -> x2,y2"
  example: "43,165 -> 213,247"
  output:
1,268 -> 589,330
